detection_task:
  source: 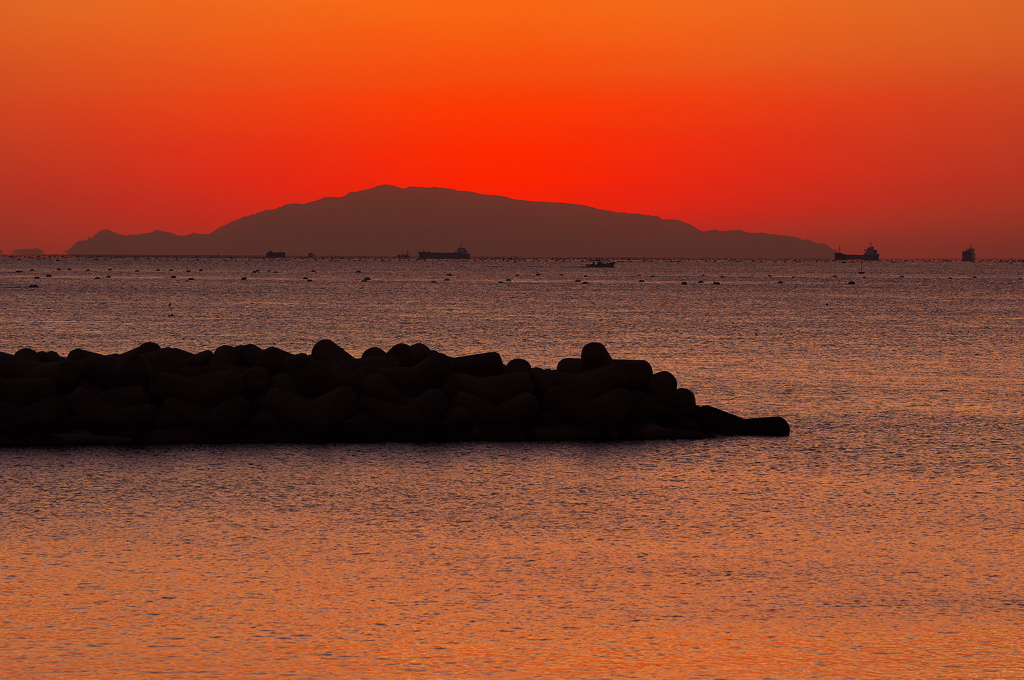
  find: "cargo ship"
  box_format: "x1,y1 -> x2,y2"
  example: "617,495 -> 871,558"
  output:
962,246 -> 976,262
418,247 -> 470,260
834,244 -> 879,261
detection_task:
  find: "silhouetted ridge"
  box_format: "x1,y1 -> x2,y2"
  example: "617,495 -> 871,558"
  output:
67,186 -> 833,258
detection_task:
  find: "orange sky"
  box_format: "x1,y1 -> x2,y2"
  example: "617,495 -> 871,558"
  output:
2,0 -> 1022,258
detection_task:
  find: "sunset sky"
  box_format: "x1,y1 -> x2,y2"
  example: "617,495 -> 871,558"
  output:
3,0 -> 1022,258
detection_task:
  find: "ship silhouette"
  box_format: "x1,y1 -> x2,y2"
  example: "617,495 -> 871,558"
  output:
418,246 -> 470,260
834,244 -> 879,261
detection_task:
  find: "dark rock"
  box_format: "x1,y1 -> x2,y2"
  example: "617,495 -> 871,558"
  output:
125,342 -> 161,355
241,367 -> 271,399
505,358 -> 531,373
739,416 -> 790,437
140,347 -> 194,374
0,352 -> 32,379
237,344 -> 265,368
360,373 -> 409,403
261,386 -> 357,426
295,361 -> 342,397
444,371 -> 533,403
387,343 -> 416,366
50,430 -> 135,446
183,350 -> 213,367
613,360 -> 653,389
149,370 -> 246,408
211,345 -> 241,367
29,359 -> 81,391
310,339 -> 355,365
528,423 -> 615,441
0,377 -> 57,407
627,390 -> 672,422
359,389 -> 448,426
580,342 -> 614,369
67,348 -> 103,363
676,388 -> 697,408
408,343 -> 432,364
157,395 -> 252,428
96,385 -> 151,408
625,421 -> 711,440
556,358 -> 585,373
257,346 -> 292,374
450,391 -> 540,425
532,364 -> 628,399
68,387 -> 157,430
460,424 -> 530,441
541,385 -> 633,426
269,371 -> 302,395
14,348 -> 39,363
655,407 -> 703,432
451,352 -> 504,377
409,352 -> 453,391
650,371 -> 677,392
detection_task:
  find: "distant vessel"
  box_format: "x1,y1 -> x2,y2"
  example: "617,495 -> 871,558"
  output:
418,247 -> 470,260
396,251 -> 411,259
834,244 -> 879,261
962,246 -> 976,262
265,251 -> 285,258
585,260 -> 616,268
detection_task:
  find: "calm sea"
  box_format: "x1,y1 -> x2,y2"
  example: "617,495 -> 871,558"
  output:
1,256 -> 1022,679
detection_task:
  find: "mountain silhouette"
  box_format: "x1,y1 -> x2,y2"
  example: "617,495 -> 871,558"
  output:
67,185 -> 833,258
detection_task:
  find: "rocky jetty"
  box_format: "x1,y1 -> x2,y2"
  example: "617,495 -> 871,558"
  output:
0,342 -> 789,446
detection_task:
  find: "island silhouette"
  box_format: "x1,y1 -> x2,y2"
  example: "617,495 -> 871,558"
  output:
67,185 -> 833,258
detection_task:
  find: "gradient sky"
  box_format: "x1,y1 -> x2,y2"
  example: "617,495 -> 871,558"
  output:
2,0 -> 1022,258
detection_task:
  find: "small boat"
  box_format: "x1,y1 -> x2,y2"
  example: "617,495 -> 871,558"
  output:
585,260 -> 616,268
396,252 -> 411,259
265,250 -> 285,258
418,247 -> 470,260
834,244 -> 879,261
962,246 -> 976,262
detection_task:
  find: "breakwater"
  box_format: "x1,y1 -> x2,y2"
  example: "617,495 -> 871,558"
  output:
0,341 -> 789,446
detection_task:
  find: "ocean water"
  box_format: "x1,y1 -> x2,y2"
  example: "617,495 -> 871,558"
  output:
1,256 -> 1022,678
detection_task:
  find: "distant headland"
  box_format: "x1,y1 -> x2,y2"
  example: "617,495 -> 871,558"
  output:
67,185 -> 834,258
